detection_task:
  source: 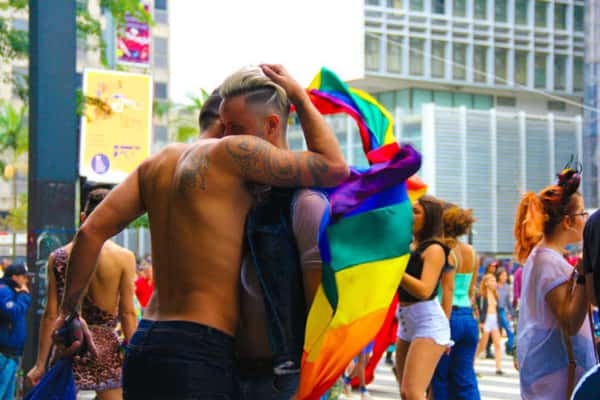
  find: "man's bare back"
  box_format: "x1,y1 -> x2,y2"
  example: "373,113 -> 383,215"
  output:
54,64 -> 348,353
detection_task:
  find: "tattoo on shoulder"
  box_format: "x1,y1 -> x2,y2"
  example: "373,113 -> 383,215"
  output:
224,137 -> 329,186
178,146 -> 210,193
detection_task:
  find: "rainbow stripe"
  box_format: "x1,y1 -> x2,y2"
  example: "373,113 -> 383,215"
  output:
298,68 -> 425,399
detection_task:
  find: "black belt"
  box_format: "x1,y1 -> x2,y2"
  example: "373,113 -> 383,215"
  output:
236,357 -> 273,378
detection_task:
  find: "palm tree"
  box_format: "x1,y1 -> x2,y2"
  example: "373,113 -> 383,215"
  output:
0,101 -> 28,258
153,89 -> 209,143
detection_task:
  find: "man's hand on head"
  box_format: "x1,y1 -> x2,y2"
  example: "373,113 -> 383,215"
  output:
260,64 -> 307,105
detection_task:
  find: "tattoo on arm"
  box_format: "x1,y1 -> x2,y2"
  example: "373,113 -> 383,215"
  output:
224,137 -> 329,186
61,289 -> 84,314
178,146 -> 210,193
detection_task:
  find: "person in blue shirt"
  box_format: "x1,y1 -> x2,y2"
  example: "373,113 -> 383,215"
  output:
0,263 -> 31,400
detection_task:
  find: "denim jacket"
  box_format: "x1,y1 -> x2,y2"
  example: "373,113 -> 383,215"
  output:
245,188 -> 307,374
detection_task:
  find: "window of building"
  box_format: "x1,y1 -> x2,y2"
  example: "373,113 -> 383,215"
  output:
11,18 -> 27,32
554,54 -> 567,91
497,96 -> 517,107
495,0 -> 507,22
433,0 -> 445,14
453,0 -> 466,16
153,37 -> 168,68
474,45 -> 487,82
387,0 -> 403,7
453,43 -> 467,80
366,33 -> 381,71
547,101 -> 566,111
410,0 -> 424,11
473,94 -> 494,109
535,1 -> 547,27
155,0 -> 167,10
154,82 -> 168,99
409,38 -> 425,75
474,0 -> 487,19
535,53 -> 546,88
431,41 -> 446,78
453,93 -> 473,108
574,6 -> 584,32
574,57 -> 584,91
515,50 -> 528,86
554,3 -> 566,30
386,35 -> 403,73
495,48 -> 507,84
515,0 -> 528,25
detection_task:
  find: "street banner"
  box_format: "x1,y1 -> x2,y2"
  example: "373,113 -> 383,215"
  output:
116,0 -> 151,67
79,69 -> 153,184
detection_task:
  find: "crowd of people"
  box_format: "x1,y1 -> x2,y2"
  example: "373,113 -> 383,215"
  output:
0,63 -> 598,400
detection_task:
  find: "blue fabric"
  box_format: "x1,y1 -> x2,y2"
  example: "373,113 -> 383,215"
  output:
24,359 -> 76,400
245,188 -> 307,372
431,307 -> 481,400
123,320 -> 236,399
0,353 -> 17,400
237,373 -> 299,400
573,364 -> 600,400
498,308 -> 515,352
0,279 -> 30,354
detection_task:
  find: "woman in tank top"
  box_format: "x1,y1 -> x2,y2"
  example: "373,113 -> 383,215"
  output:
394,195 -> 452,400
431,205 -> 481,399
476,274 -> 504,374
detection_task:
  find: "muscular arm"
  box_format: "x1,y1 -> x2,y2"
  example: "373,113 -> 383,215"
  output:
35,254 -> 58,369
60,166 -> 146,315
399,245 -> 446,300
118,251 -> 138,342
546,280 -> 589,336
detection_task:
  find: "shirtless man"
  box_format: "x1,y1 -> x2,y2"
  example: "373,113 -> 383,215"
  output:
27,188 -> 137,400
51,64 -> 349,399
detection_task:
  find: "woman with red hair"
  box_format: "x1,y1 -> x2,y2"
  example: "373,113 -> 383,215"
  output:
515,168 -> 595,399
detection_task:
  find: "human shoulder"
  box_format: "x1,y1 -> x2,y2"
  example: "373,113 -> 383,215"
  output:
421,241 -> 447,259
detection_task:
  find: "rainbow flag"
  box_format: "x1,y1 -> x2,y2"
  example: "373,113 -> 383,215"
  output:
298,68 -> 424,399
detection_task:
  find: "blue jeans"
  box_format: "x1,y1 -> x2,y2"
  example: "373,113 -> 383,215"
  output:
123,320 -> 237,399
431,307 -> 481,400
0,353 -> 17,400
498,308 -> 514,352
237,373 -> 299,400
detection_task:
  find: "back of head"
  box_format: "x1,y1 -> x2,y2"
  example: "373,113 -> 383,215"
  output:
83,188 -> 110,217
514,167 -> 581,263
416,195 -> 445,243
219,66 -> 290,118
443,205 -> 475,240
198,88 -> 222,133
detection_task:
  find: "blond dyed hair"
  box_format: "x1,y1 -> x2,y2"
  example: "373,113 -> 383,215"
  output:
219,66 -> 290,117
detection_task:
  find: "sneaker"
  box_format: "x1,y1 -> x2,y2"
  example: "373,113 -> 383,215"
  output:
343,384 -> 352,397
361,391 -> 374,400
385,352 -> 394,365
496,369 -> 505,376
486,352 -> 494,359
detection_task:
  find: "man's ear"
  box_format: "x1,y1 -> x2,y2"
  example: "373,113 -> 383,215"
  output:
264,113 -> 280,139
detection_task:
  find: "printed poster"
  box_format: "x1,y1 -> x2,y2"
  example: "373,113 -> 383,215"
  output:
79,69 -> 153,184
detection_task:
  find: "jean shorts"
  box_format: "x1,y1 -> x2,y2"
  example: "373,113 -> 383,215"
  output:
397,299 -> 452,346
483,314 -> 499,332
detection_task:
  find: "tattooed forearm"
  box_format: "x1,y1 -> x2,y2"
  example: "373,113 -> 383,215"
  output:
224,136 -> 330,187
61,289 -> 84,314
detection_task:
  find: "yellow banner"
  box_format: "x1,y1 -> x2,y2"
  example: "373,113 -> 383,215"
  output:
79,69 -> 152,183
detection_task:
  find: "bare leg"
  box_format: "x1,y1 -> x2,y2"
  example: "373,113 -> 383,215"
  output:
400,338 -> 446,400
395,338 -> 410,387
475,331 -> 490,363
96,388 -> 122,400
491,329 -> 503,372
358,352 -> 368,387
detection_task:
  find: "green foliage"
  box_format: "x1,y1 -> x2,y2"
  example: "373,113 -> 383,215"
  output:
0,102 -> 28,160
3,192 -> 27,232
130,213 -> 149,229
153,90 -> 210,143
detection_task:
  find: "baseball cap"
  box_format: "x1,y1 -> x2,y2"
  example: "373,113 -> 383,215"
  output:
4,263 -> 32,278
